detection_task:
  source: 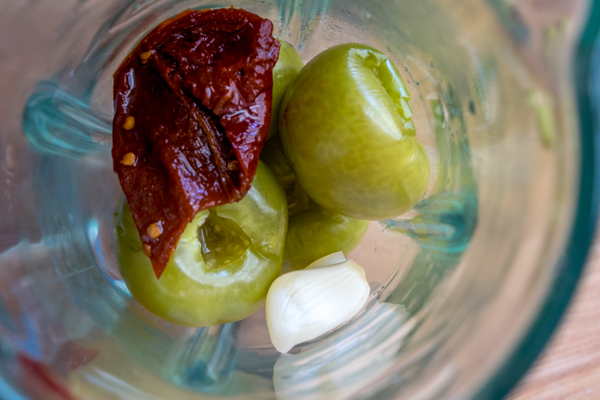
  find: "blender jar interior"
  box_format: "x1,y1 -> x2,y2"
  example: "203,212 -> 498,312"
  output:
0,0 -> 592,399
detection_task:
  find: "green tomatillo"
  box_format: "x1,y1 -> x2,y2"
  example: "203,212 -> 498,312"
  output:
115,162 -> 288,327
270,39 -> 304,138
279,43 -> 430,220
260,134 -> 310,216
284,205 -> 369,270
261,134 -> 368,270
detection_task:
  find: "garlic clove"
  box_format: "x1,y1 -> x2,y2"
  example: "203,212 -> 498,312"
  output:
306,251 -> 347,269
266,257 -> 370,353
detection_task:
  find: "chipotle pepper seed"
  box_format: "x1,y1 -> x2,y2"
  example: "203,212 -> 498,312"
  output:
140,51 -> 152,64
146,222 -> 162,239
120,152 -> 137,166
227,160 -> 239,171
143,244 -> 151,257
123,116 -> 135,130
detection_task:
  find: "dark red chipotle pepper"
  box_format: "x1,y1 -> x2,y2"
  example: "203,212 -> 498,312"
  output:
112,8 -> 280,277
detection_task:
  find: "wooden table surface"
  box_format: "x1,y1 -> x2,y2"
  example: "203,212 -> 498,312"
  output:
507,239 -> 600,399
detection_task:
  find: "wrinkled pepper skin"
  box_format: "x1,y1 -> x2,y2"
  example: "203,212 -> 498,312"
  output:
112,8 -> 280,277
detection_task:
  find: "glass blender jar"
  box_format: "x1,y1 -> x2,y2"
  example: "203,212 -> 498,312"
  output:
0,0 -> 599,399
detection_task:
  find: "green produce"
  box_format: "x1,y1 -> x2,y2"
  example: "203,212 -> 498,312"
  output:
285,205 -> 369,270
261,135 -> 368,269
270,39 -> 304,138
260,134 -> 310,216
279,43 -> 430,220
115,162 -> 288,327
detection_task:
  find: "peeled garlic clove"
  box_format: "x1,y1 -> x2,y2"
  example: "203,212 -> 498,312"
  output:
266,256 -> 370,353
306,251 -> 346,269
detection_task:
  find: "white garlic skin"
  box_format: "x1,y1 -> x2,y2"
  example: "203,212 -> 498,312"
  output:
266,255 -> 370,353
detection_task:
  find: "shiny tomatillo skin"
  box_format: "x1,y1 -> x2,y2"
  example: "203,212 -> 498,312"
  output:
285,205 -> 369,270
115,162 -> 288,327
279,43 -> 430,220
260,134 -> 368,269
270,39 -> 304,138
